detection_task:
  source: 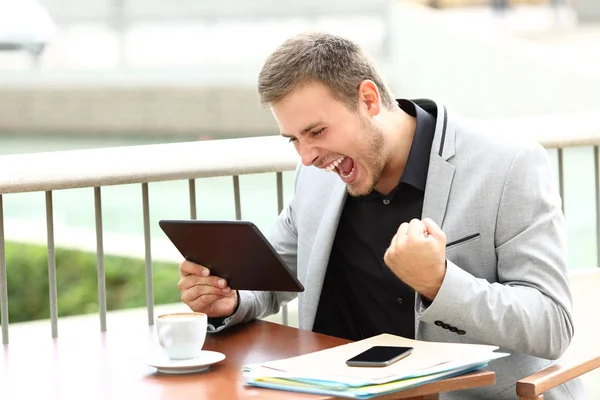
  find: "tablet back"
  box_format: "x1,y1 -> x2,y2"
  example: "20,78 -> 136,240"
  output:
159,220 -> 304,292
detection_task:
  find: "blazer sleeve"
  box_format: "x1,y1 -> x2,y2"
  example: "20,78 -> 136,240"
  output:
418,142 -> 575,359
208,165 -> 301,333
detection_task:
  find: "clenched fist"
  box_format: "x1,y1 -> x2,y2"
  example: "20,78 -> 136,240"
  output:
178,260 -> 238,318
383,218 -> 447,300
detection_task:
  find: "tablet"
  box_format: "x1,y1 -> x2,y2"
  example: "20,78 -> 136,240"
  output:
159,220 -> 304,292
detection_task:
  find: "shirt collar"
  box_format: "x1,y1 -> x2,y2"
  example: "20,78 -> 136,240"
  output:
395,99 -> 436,192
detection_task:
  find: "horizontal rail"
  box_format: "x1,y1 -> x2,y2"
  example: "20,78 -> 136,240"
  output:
0,136 -> 298,194
488,111 -> 600,148
0,112 -> 599,195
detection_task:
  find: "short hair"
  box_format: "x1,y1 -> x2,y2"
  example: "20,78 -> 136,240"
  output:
258,32 -> 395,110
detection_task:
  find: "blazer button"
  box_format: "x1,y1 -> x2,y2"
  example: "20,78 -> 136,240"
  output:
442,323 -> 451,329
434,320 -> 444,326
457,330 -> 466,335
396,297 -> 403,305
449,326 -> 458,333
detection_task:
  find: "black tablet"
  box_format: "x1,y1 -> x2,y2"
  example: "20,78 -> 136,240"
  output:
159,220 -> 304,292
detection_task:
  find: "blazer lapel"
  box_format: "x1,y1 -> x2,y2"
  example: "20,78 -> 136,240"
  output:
423,155 -> 455,226
422,103 -> 456,228
301,180 -> 347,330
416,103 -> 456,326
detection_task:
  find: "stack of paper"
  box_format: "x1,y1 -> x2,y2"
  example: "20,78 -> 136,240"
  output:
243,333 -> 508,399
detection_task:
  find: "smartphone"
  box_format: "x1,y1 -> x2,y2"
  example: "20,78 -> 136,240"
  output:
345,346 -> 413,367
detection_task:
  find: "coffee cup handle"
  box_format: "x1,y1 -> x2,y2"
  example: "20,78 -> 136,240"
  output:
158,325 -> 173,349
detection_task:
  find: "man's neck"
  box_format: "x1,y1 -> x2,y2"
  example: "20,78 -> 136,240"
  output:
373,108 -> 417,196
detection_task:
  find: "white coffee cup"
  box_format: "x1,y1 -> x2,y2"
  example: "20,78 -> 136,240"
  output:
156,312 -> 207,360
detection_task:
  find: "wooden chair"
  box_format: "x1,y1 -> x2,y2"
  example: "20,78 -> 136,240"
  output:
516,350 -> 600,399
516,270 -> 600,399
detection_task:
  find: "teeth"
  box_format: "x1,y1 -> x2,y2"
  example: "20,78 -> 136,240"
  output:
322,156 -> 355,180
326,157 -> 345,172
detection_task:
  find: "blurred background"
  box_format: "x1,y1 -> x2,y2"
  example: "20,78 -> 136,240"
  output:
0,0 -> 599,322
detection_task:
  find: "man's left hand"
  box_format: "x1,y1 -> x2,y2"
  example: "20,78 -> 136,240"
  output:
383,218 -> 447,300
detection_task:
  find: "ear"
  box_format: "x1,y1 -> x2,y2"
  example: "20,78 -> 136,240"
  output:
358,80 -> 381,117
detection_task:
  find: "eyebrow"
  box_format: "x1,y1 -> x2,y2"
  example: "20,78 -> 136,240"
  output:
281,121 -> 323,138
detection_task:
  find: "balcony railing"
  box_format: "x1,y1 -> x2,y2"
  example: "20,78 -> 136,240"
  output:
1,110 -> 600,345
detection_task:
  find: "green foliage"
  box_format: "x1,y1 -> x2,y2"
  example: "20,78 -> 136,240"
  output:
2,242 -> 181,323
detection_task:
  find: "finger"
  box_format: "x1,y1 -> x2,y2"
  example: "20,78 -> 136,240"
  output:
422,218 -> 445,242
178,275 -> 203,291
390,233 -> 398,250
386,233 -> 398,256
188,293 -> 230,312
398,222 -> 409,236
178,275 -> 229,291
181,284 -> 230,304
179,260 -> 209,277
383,249 -> 390,266
407,219 -> 427,239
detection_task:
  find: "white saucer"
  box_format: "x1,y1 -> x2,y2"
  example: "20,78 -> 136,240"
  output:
145,350 -> 226,375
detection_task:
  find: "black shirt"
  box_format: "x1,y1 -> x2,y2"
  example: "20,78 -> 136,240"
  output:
312,99 -> 436,341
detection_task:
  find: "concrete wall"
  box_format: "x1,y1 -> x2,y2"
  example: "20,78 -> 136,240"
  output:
0,85 -> 277,138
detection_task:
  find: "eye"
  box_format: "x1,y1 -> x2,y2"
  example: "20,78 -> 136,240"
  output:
288,137 -> 298,143
311,128 -> 325,137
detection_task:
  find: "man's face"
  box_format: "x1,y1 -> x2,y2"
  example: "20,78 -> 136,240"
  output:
272,83 -> 387,197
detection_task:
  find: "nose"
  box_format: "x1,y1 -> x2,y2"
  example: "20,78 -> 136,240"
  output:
298,141 -> 319,166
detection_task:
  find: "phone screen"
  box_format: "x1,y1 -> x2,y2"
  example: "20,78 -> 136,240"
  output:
346,346 -> 413,367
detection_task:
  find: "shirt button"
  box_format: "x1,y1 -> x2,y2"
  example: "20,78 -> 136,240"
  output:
383,199 -> 390,205
396,297 -> 403,305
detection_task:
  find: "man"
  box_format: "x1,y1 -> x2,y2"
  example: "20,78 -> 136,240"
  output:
178,32 -> 584,399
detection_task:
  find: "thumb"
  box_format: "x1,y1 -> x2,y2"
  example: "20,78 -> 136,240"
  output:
422,218 -> 445,242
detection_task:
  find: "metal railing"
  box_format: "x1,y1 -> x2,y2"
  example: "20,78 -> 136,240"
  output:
1,111 -> 600,345
0,136 -> 297,344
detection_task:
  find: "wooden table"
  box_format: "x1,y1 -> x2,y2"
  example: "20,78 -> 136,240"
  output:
0,320 -> 494,400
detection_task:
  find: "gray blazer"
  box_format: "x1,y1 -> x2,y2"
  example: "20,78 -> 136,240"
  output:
211,100 -> 585,399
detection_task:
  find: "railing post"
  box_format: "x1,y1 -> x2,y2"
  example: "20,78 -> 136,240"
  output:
557,148 -> 565,216
94,187 -> 108,332
595,146 -> 600,268
46,191 -> 59,338
232,176 -> 242,221
189,179 -> 197,220
0,195 -> 9,344
276,172 -> 289,326
142,183 -> 155,325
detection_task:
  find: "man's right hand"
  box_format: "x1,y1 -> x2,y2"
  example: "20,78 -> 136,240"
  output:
178,260 -> 238,318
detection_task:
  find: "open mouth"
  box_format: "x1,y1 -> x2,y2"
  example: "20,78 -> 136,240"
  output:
325,156 -> 357,183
